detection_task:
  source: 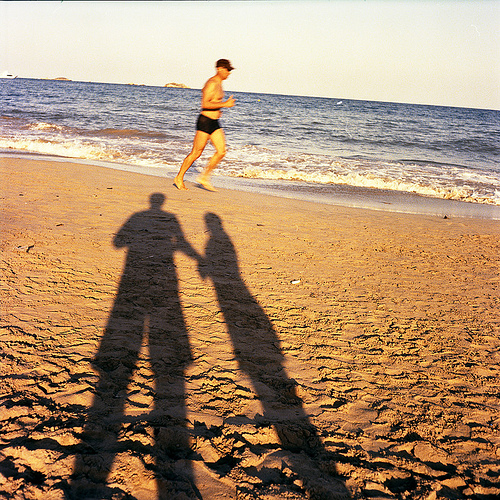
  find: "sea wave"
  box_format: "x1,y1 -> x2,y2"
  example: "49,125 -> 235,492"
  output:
24,121 -> 171,140
87,128 -> 169,139
0,137 -> 129,162
225,165 -> 500,205
1,134 -> 499,206
28,122 -> 67,132
0,135 -> 183,172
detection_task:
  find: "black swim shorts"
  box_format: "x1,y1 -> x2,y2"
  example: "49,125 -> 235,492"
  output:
196,114 -> 221,135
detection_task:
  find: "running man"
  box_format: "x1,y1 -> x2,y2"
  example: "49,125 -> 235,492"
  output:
174,59 -> 235,191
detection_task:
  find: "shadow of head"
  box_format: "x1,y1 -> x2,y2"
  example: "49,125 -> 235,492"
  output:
150,193 -> 166,209
205,212 -> 223,231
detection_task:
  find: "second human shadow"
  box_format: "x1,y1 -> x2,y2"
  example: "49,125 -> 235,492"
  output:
199,213 -> 350,499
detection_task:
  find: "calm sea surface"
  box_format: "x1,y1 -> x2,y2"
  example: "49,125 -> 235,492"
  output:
1,78 -> 499,217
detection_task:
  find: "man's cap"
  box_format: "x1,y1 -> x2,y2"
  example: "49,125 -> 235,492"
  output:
216,59 -> 235,71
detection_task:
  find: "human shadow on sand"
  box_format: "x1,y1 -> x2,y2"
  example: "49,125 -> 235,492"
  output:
199,213 -> 351,499
68,193 -> 200,500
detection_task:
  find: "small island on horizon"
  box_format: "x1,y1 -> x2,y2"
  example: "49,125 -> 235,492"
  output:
126,82 -> 189,88
164,82 -> 189,89
11,76 -> 192,89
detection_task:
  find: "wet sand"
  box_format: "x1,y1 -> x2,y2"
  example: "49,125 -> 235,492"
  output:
1,157 -> 499,499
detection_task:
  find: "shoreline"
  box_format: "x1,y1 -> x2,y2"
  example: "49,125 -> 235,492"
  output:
1,156 -> 499,499
3,151 -> 500,220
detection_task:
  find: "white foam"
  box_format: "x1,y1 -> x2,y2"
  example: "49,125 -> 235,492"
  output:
1,133 -> 499,206
0,137 -> 123,162
28,122 -> 65,132
221,164 -> 500,205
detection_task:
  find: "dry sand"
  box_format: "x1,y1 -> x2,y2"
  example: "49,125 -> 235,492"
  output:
1,157 -> 499,500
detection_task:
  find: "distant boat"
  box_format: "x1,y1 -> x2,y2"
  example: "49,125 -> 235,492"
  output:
1,71 -> 17,79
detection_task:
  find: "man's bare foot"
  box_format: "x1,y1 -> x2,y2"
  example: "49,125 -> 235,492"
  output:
174,176 -> 188,190
197,176 -> 216,192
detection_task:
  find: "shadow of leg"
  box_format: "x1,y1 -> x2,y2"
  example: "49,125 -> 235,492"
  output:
148,312 -> 200,500
68,305 -> 144,498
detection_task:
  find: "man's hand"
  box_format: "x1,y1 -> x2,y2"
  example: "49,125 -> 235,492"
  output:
224,95 -> 235,108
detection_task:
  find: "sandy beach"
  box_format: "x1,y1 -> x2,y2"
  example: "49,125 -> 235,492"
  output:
1,156 -> 499,499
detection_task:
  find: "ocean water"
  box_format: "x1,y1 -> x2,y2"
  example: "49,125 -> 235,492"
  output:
1,78 -> 499,218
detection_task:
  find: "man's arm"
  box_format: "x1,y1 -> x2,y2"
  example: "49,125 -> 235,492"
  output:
113,216 -> 134,249
174,231 -> 201,262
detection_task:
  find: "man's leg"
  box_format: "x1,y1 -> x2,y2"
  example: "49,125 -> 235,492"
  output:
197,128 -> 227,192
174,131 -> 210,190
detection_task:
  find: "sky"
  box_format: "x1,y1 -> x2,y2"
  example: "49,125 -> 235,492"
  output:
1,0 -> 499,110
